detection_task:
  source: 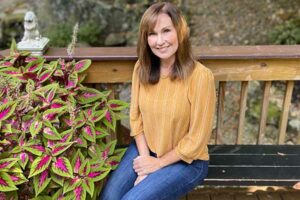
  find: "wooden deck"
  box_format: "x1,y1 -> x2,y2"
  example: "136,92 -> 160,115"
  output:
180,187 -> 300,200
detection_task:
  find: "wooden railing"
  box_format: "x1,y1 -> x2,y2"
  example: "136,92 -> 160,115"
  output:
1,45 -> 300,145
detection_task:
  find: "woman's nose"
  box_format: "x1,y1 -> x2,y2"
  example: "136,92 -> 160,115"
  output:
156,34 -> 164,46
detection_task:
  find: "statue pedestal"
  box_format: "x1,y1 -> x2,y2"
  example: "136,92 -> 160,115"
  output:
17,37 -> 49,56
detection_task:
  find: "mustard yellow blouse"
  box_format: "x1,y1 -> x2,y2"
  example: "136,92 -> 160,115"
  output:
130,61 -> 216,163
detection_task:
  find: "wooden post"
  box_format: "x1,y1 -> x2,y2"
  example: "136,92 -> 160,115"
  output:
258,81 -> 272,144
237,81 -> 249,144
216,81 -> 226,144
278,81 -> 294,144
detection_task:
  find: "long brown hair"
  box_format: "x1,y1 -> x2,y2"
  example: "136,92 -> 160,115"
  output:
137,2 -> 195,84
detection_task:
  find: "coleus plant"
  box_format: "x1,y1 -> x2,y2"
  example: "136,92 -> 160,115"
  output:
0,41 -> 127,199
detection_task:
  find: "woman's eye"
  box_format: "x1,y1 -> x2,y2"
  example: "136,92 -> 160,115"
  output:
163,29 -> 170,33
148,32 -> 155,36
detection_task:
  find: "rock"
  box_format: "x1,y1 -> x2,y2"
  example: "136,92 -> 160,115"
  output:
104,33 -> 126,46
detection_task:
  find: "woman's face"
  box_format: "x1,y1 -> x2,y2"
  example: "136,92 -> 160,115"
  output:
147,13 -> 178,64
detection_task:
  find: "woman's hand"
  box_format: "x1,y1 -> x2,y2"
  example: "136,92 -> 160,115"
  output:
134,175 -> 148,186
133,156 -> 162,176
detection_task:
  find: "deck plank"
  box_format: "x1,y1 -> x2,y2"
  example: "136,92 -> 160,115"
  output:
187,193 -> 210,200
211,193 -> 234,200
187,188 -> 300,200
257,193 -> 282,200
280,192 -> 300,200
234,193 -> 258,200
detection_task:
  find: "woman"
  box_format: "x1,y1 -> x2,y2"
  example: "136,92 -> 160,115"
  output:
100,2 -> 216,200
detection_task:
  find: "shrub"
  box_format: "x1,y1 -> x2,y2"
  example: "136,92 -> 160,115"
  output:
0,42 -> 127,199
269,17 -> 300,45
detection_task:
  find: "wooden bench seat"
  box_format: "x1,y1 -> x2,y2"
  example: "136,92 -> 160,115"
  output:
205,145 -> 300,186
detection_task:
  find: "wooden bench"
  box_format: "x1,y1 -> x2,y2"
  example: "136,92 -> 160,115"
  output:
2,46 -> 300,189
206,145 -> 300,186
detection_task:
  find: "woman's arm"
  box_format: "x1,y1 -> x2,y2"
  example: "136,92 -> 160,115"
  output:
134,133 -> 150,156
134,133 -> 150,185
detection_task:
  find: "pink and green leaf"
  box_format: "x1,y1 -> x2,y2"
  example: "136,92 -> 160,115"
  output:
79,160 -> 90,177
33,170 -> 51,197
51,142 -> 74,157
90,110 -> 105,123
34,83 -> 58,95
29,120 -> 43,138
43,107 -> 66,122
73,186 -> 86,200
90,159 -> 104,169
50,99 -> 66,109
28,155 -> 52,178
9,172 -> 28,185
46,87 -> 57,103
0,158 -> 19,170
108,99 -> 129,111
101,140 -> 117,160
42,126 -> 62,140
74,116 -> 85,129
95,127 -> 109,139
52,188 -> 65,200
51,157 -> 73,178
48,60 -> 58,71
0,101 -> 17,121
106,156 -> 121,170
6,166 -> 22,173
63,177 -> 82,194
82,179 -> 94,198
50,173 -> 64,187
78,74 -> 87,83
103,111 -> 116,131
23,144 -> 45,156
25,59 -> 43,72
21,118 -> 33,133
53,69 -> 64,77
74,59 -> 91,73
71,149 -> 84,174
74,135 -> 87,148
25,56 -> 38,62
88,144 -> 103,159
59,129 -> 73,143
66,72 -> 78,89
82,125 -> 96,142
38,69 -> 53,83
76,87 -> 105,104
87,167 -> 110,182
0,172 -> 18,192
0,67 -> 19,74
18,152 -> 29,169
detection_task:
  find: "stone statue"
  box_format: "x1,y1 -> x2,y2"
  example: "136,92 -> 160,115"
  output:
22,11 -> 41,41
17,11 -> 49,55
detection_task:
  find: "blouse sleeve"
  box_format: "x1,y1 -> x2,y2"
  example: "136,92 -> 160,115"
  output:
175,66 -> 216,163
129,61 -> 144,137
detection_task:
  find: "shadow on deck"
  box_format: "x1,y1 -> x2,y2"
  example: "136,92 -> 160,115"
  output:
181,187 -> 300,200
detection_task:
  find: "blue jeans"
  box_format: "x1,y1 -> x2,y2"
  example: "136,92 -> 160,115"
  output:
100,141 -> 208,200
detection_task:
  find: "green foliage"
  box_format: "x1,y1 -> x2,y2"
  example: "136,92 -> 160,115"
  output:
0,48 -> 128,198
78,22 -> 105,46
269,17 -> 300,44
45,22 -> 104,47
45,23 -> 73,47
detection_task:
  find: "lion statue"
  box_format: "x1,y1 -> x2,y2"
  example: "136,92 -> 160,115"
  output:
22,11 -> 41,41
